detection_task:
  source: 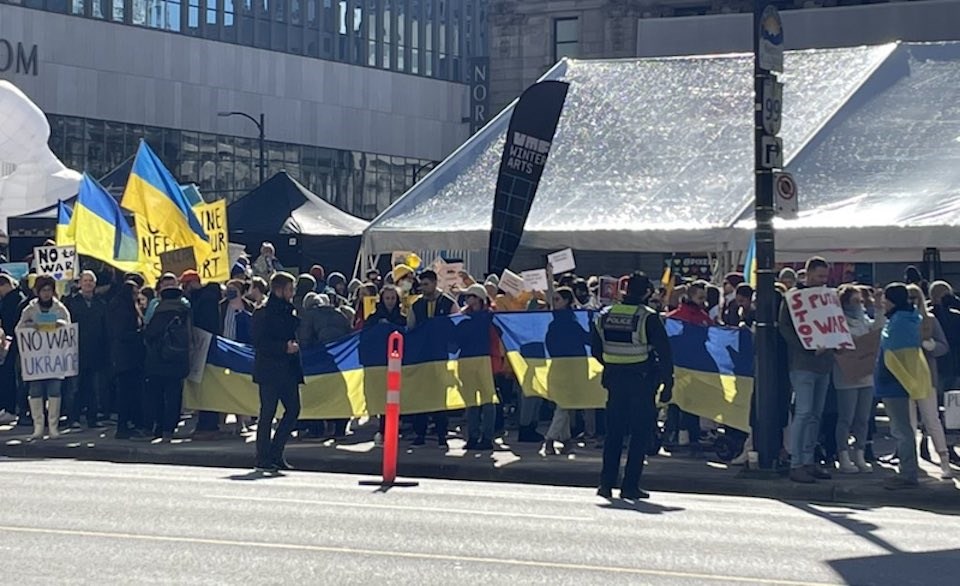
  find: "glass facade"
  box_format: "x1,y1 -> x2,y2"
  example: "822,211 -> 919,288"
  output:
553,17 -> 578,62
1,0 -> 482,82
46,114 -> 436,219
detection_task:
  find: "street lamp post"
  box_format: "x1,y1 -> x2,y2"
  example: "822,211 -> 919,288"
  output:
218,111 -> 265,186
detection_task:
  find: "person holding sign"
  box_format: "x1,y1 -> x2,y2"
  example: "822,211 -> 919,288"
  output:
778,257 -> 837,484
17,276 -> 72,440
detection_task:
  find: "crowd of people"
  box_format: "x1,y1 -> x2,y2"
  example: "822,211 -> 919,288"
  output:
1,243 -> 958,490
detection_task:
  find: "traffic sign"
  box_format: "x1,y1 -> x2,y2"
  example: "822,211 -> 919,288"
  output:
774,172 -> 798,219
759,5 -> 784,73
761,77 -> 783,135
760,136 -> 783,169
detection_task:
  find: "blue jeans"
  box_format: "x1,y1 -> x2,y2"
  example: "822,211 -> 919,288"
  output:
883,396 -> 918,481
789,370 -> 830,467
29,379 -> 63,399
466,404 -> 495,442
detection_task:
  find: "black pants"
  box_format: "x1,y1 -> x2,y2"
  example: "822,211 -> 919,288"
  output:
151,376 -> 183,436
70,367 -> 102,425
256,382 -> 301,467
0,356 -> 17,413
600,369 -> 658,491
413,411 -> 449,441
115,368 -> 143,431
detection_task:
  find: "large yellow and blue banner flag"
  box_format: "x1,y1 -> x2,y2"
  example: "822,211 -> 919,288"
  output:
495,312 -> 755,432
55,200 -> 73,246
65,174 -> 143,274
184,313 -> 498,418
122,141 -> 210,263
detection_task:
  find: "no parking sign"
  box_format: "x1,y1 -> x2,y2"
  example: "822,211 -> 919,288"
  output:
774,172 -> 798,219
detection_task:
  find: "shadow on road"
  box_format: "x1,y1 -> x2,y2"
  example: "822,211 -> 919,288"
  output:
827,549 -> 960,586
597,499 -> 685,515
224,470 -> 287,482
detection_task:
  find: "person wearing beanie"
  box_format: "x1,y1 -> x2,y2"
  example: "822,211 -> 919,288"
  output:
294,274 -> 317,312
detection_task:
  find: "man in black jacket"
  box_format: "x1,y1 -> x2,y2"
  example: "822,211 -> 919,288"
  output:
144,274 -> 192,441
0,274 -> 27,422
65,270 -> 109,428
252,272 -> 303,472
181,270 -> 226,440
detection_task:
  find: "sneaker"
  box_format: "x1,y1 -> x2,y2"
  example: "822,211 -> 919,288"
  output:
69,421 -> 83,430
619,488 -> 650,500
790,467 -> 817,484
596,486 -> 613,498
273,458 -> 293,471
807,465 -> 832,480
883,476 -> 919,490
412,435 -> 426,447
255,463 -> 278,473
0,410 -> 17,425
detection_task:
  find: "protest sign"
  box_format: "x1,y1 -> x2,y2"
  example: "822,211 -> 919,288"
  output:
187,327 -> 213,384
599,276 -> 619,306
33,245 -> 76,281
363,296 -> 377,319
16,323 -> 79,382
521,269 -> 549,292
0,262 -> 29,281
499,269 -> 525,298
196,200 -> 229,283
835,328 -> 881,385
160,247 -> 198,277
137,214 -> 179,283
547,248 -> 576,274
786,286 -> 855,350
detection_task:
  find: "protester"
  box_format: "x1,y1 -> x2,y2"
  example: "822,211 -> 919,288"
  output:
875,283 -> 927,490
779,257 -> 835,484
903,265 -> 928,295
906,284 -> 953,479
138,287 -> 154,314
408,270 -> 459,448
928,281 -> 960,391
252,242 -> 284,279
295,273 -> 317,312
666,280 -> 713,327
664,281 -> 711,448
705,284 -> 722,324
365,269 -> 383,290
181,269 -> 225,440
296,292 -> 352,439
0,274 -> 27,423
461,283 -> 498,450
17,276 -> 71,440
220,279 -> 254,344
64,270 -> 109,429
143,273 -> 192,441
327,272 -> 348,306
592,272 -> 673,500
108,280 -> 148,440
366,285 -> 406,327
246,277 -> 268,307
309,265 -> 330,295
778,267 -> 798,290
353,283 -> 380,329
252,272 -> 303,472
735,284 -> 755,328
542,287 -> 578,455
720,272 -> 745,326
833,285 -> 881,474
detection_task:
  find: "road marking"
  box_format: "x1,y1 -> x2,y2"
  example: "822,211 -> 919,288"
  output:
204,494 -> 592,522
0,525 -> 837,585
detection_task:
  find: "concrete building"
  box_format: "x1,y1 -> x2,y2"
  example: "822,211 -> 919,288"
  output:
0,0 -> 489,218
489,0 -> 960,115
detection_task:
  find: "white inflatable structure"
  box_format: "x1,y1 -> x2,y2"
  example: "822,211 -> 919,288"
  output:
0,80 -> 82,234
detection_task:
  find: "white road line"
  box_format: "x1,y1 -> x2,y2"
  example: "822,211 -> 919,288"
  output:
204,493 -> 592,522
0,525 -> 838,586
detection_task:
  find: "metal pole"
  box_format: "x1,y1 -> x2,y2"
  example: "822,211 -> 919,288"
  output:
258,113 -> 266,186
753,1 -> 779,470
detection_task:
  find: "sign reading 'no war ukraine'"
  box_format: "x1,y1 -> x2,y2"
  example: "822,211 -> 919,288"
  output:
15,324 -> 79,382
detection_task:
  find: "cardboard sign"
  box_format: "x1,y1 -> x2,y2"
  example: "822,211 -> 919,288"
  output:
187,327 -> 213,384
0,262 -> 29,281
498,269 -> 525,298
835,328 -> 881,385
521,269 -> 549,292
33,245 -> 76,281
137,215 -> 178,284
362,296 -> 378,319
439,261 -> 465,292
547,248 -> 576,274
195,200 -> 229,283
160,247 -> 198,277
16,324 -> 79,382
786,286 -> 855,350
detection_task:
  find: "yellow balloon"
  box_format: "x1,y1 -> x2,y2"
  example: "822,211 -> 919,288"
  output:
406,253 -> 421,270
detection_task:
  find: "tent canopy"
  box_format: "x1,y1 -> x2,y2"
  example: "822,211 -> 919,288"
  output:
363,42 -> 960,261
228,171 -> 368,237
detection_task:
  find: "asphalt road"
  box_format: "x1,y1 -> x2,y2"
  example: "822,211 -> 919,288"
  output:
1,459 -> 959,585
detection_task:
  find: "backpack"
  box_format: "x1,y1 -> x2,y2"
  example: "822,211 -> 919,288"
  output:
153,312 -> 190,366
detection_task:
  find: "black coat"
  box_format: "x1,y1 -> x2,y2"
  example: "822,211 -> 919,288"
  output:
190,283 -> 223,335
364,303 -> 406,329
144,289 -> 193,379
252,296 -> 304,387
107,297 -> 144,374
0,289 -> 27,341
65,293 -> 109,370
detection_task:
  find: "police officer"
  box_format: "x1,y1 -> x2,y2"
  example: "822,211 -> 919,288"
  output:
592,272 -> 674,500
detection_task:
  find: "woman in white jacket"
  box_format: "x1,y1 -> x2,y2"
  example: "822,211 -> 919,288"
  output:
833,285 -> 883,474
16,275 -> 71,440
906,284 -> 952,479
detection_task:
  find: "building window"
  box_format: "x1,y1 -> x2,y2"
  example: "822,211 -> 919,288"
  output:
553,17 -> 578,62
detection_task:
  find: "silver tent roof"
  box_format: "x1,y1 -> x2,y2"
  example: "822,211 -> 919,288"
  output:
364,42 -> 960,260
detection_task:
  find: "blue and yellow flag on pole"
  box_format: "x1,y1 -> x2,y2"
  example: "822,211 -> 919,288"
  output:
55,200 -> 73,246
122,141 -> 210,258
743,234 -> 758,288
69,173 -> 143,274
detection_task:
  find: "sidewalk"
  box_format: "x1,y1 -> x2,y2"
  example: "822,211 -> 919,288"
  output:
2,416 -> 957,512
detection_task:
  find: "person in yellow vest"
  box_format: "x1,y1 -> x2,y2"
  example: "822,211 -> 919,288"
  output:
591,271 -> 674,500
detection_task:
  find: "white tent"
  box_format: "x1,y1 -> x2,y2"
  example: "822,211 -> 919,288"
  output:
362,42 -> 960,264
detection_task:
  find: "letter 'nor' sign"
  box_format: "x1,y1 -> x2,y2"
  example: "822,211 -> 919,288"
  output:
787,286 -> 855,350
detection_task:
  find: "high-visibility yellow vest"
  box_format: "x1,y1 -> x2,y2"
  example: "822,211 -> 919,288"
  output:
596,304 -> 656,365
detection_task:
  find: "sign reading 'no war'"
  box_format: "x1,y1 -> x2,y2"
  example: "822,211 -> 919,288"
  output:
33,245 -> 76,281
16,324 -> 79,382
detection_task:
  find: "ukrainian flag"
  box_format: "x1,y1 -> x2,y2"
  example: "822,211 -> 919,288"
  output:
743,234 -> 758,288
122,141 -> 210,257
70,174 -> 143,274
183,314 -> 497,418
665,318 -> 754,432
878,310 -> 931,401
55,200 -> 73,246
494,310 -> 606,409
